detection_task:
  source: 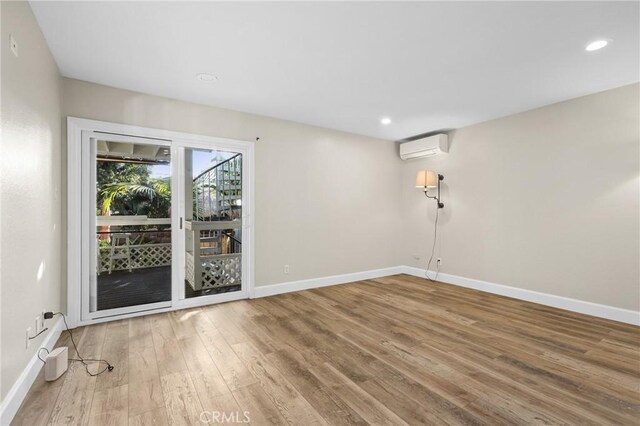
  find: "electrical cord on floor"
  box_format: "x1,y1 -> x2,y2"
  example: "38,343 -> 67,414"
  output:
425,206 -> 440,282
38,312 -> 114,377
37,348 -> 50,364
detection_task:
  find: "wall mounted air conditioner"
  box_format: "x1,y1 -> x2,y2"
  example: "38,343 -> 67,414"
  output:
399,134 -> 448,160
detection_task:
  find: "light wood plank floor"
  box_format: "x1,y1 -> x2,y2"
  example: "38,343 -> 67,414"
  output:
12,274 -> 640,425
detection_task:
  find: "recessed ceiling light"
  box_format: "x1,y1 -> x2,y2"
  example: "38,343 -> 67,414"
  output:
380,117 -> 392,125
197,73 -> 218,82
585,40 -> 609,51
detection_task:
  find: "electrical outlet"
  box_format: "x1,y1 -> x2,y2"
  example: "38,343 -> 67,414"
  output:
9,34 -> 18,57
26,327 -> 31,349
283,264 -> 290,274
437,258 -> 442,265
41,309 -> 47,331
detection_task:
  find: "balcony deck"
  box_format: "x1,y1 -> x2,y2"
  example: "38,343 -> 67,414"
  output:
96,216 -> 242,311
97,266 -> 241,311
97,266 -> 171,310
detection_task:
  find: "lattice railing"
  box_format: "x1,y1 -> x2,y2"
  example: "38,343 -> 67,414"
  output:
98,243 -> 171,273
185,251 -> 195,287
185,252 -> 241,290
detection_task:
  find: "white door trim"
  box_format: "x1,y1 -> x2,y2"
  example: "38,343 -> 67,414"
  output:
171,140 -> 254,309
81,130 -> 173,321
67,117 -> 255,328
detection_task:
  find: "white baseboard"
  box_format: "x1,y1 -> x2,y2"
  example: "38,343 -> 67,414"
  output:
401,266 -> 640,326
253,265 -> 639,325
0,317 -> 64,426
252,266 -> 403,298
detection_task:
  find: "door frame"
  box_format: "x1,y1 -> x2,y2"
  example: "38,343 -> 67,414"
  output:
171,140 -> 253,307
67,117 -> 255,328
80,130 -> 174,321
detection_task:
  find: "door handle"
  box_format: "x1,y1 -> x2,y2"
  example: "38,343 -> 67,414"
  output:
180,217 -> 183,229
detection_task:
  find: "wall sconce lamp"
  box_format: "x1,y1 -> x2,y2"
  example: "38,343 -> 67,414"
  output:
416,170 -> 444,208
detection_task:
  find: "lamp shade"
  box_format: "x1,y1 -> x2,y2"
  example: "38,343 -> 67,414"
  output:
415,170 -> 438,189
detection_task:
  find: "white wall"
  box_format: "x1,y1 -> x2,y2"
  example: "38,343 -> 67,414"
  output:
401,83 -> 640,311
0,2 -> 63,400
62,78 -> 404,287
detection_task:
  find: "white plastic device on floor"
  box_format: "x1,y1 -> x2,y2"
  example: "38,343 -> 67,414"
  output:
44,347 -> 68,381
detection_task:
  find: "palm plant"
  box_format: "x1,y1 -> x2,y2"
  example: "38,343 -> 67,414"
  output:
100,178 -> 170,216
97,159 -> 170,218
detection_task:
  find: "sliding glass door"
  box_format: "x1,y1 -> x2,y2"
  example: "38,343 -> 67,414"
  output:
78,127 -> 252,321
82,131 -> 174,319
182,148 -> 243,300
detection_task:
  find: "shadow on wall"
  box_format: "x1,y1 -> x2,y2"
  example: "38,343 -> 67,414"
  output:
395,128 -> 455,143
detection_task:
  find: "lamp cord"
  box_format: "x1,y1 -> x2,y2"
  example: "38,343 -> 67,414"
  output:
37,312 -> 114,377
425,206 -> 440,282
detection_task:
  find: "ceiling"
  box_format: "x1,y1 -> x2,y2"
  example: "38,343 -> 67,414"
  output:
31,1 -> 639,141
96,140 -> 170,163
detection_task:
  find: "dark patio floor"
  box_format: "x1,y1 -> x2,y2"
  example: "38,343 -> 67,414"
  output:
97,266 -> 241,311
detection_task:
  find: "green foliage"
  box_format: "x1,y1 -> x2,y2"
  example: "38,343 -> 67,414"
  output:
97,162 -> 171,218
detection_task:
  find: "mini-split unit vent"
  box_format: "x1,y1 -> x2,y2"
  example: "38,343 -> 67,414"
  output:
399,134 -> 448,160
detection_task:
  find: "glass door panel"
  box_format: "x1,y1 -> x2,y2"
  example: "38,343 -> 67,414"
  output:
86,132 -> 173,316
184,148 -> 243,298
